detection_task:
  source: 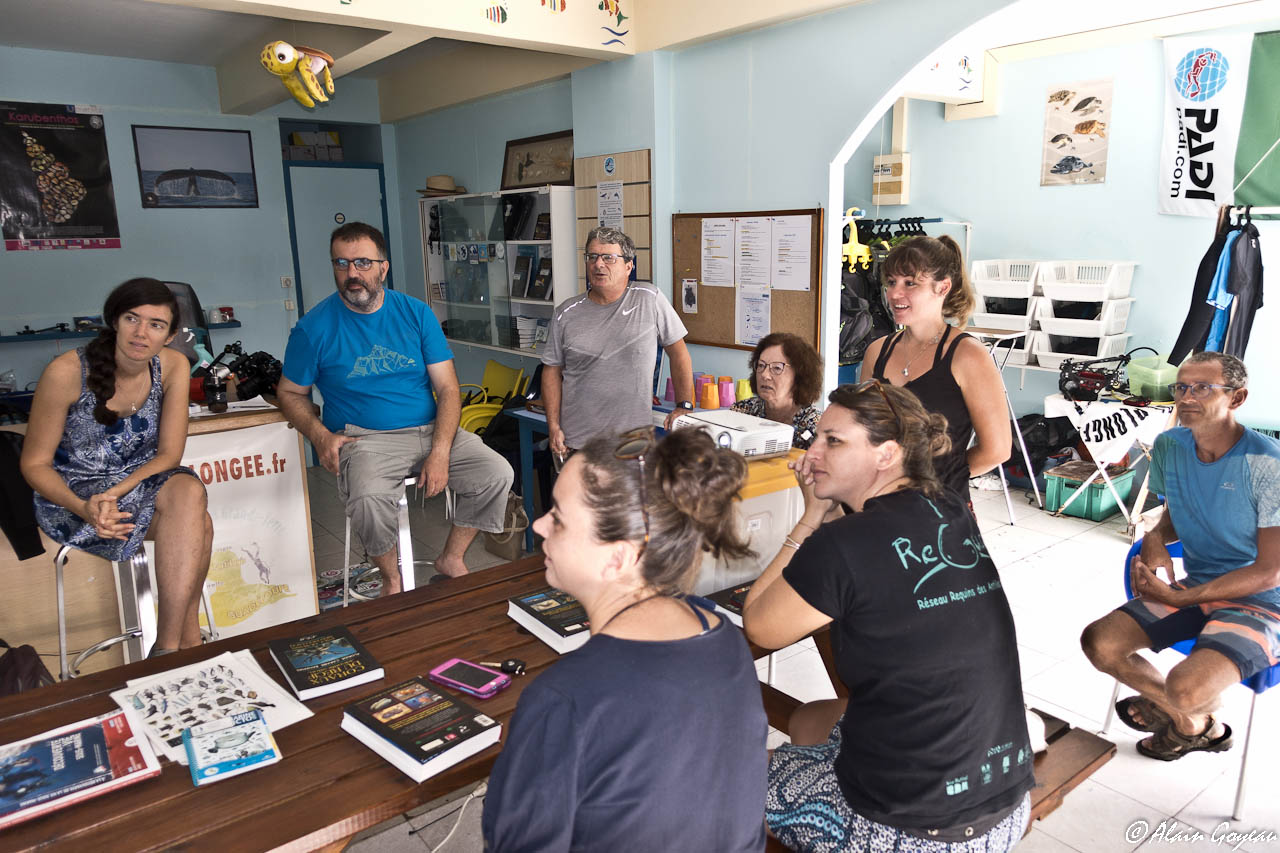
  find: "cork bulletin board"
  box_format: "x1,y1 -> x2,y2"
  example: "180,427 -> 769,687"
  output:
671,208 -> 823,351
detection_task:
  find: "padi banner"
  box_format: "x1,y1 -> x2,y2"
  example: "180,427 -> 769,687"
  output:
1158,36 -> 1253,217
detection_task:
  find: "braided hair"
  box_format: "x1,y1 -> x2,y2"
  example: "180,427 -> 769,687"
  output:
85,278 -> 178,426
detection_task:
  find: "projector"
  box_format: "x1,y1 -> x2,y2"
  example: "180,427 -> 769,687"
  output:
669,408 -> 794,458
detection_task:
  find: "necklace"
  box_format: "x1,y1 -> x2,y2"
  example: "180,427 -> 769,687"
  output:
901,327 -> 945,378
119,372 -> 150,415
598,592 -> 664,632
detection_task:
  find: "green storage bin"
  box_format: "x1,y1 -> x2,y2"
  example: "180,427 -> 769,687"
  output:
1127,355 -> 1178,402
1044,460 -> 1136,521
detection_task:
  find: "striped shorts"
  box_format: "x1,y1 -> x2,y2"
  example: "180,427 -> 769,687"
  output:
1119,595 -> 1280,680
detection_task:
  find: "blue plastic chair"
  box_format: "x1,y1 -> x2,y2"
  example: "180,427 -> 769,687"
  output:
1103,539 -> 1280,820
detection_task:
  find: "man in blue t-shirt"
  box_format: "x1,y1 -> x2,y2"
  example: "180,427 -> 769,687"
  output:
1082,352 -> 1280,761
277,222 -> 513,593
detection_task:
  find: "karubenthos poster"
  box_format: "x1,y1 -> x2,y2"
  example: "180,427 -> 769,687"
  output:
1041,79 -> 1113,186
0,101 -> 120,251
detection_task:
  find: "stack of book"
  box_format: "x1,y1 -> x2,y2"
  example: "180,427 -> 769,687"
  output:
0,710 -> 161,829
341,677 -> 502,783
514,315 -> 540,350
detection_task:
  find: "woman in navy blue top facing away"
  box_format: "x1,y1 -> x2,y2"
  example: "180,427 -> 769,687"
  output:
483,427 -> 768,852
864,236 -> 1010,499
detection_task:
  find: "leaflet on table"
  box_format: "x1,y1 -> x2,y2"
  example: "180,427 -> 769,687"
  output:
110,650 -> 311,764
735,285 -> 771,347
700,218 -> 734,286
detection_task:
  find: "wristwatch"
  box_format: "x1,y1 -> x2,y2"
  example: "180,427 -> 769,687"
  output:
676,401 -> 694,410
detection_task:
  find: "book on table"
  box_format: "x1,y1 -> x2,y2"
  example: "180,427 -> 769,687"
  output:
340,677 -> 502,784
0,709 -> 160,830
268,625 -> 385,701
507,587 -> 591,654
183,709 -> 281,786
705,582 -> 753,627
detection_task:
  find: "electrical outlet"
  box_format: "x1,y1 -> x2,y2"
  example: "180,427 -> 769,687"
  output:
284,299 -> 296,311
280,275 -> 294,289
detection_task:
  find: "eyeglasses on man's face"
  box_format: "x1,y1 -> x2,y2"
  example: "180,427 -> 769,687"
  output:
331,257 -> 383,271
1168,382 -> 1237,400
754,361 -> 791,378
584,252 -> 628,266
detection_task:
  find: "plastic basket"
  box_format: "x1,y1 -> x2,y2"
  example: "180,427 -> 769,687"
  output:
971,259 -> 1038,298
1045,463 -> 1136,521
1127,355 -> 1178,402
1035,297 -> 1133,336
1032,331 -> 1130,371
1038,261 -> 1135,301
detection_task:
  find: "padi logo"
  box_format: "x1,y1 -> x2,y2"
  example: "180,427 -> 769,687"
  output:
1173,47 -> 1229,101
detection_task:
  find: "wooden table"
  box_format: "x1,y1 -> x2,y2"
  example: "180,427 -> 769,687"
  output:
0,555 -> 556,852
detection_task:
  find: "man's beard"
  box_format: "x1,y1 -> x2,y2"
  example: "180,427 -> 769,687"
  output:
340,277 -> 380,308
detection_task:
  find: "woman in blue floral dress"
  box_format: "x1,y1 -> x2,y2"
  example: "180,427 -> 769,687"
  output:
22,279 -> 212,655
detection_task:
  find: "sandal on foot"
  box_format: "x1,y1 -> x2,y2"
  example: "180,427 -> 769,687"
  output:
1137,717 -> 1233,761
1115,695 -> 1172,733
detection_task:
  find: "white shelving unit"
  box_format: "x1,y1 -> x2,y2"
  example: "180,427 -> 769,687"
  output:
419,185 -> 577,359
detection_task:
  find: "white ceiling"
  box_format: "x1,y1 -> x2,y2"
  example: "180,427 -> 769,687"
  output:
0,0 -> 284,66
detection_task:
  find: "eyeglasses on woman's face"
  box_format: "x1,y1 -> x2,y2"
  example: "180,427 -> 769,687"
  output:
613,426 -> 654,556
754,361 -> 790,377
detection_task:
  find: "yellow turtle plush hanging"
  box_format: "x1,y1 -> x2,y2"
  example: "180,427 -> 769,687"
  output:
261,41 -> 334,109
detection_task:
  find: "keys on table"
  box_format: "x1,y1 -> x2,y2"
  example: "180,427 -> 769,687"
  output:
479,658 -> 527,676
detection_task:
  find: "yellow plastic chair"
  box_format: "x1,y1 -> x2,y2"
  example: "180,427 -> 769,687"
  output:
459,360 -> 524,434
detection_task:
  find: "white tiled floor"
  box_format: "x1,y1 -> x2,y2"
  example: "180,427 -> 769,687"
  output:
333,474 -> 1280,851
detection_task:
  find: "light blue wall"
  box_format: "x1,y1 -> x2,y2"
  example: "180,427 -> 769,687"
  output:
663,0 -> 1015,388
0,46 -> 298,389
843,22 -> 1280,427
390,78 -> 574,383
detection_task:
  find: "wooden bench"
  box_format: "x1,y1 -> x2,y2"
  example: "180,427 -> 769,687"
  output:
758,682 -> 1116,851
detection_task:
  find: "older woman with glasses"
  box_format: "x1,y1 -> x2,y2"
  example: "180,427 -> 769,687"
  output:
482,427 -> 768,852
732,332 -> 823,449
743,381 -> 1032,853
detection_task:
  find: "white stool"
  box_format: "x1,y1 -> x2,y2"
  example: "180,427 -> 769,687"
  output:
54,543 -> 218,678
343,477 -> 445,604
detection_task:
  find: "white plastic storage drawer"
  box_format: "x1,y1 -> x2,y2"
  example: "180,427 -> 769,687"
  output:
1038,261 -> 1135,301
1032,331 -> 1131,371
1035,297 -> 1133,336
970,259 -> 1038,298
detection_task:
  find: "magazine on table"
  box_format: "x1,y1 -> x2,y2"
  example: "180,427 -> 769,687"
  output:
110,650 -> 311,764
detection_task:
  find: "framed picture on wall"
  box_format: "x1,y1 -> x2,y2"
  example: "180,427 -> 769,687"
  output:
131,125 -> 259,208
500,130 -> 574,190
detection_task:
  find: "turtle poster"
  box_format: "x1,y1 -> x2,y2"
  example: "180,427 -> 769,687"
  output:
1157,35 -> 1253,217
1040,79 -> 1112,187
0,101 -> 121,251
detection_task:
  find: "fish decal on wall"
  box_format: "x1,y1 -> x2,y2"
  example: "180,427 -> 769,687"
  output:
485,1 -> 508,23
599,0 -> 627,27
542,0 -> 566,12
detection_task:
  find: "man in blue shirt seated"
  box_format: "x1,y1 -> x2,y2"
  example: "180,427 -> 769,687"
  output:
277,222 -> 513,593
1082,352 -> 1280,761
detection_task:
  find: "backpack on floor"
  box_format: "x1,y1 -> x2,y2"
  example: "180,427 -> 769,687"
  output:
0,638 -> 55,696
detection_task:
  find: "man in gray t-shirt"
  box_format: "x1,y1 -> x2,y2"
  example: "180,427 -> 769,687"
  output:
543,227 -> 693,454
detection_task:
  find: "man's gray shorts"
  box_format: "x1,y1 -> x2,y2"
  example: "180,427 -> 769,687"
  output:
337,423 -> 514,557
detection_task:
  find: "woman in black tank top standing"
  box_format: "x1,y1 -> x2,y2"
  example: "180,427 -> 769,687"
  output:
863,236 -> 1010,498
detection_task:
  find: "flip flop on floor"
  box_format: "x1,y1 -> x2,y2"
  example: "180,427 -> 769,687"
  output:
1137,717 -> 1233,761
1115,695 -> 1172,733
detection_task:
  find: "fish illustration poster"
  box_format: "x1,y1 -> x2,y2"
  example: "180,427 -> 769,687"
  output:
0,101 -> 121,251
1040,79 -> 1113,186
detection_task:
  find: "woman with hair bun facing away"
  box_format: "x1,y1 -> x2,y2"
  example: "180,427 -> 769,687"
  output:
743,382 -> 1032,852
21,278 -> 213,656
863,235 -> 1009,498
483,427 -> 768,852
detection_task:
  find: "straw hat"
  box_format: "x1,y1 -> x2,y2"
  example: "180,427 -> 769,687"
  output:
417,175 -> 467,196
